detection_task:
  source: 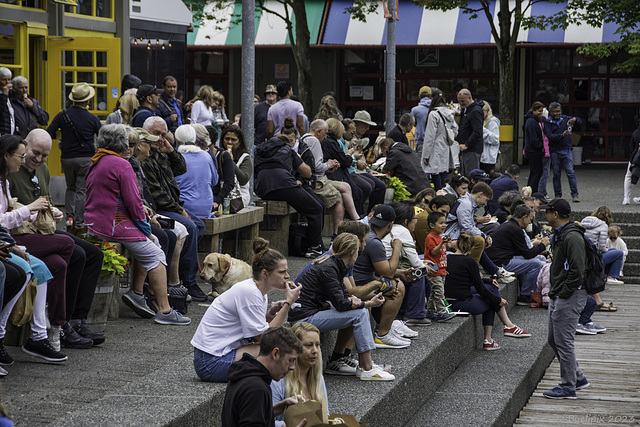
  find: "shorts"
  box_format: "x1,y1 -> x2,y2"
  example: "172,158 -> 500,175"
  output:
121,238 -> 167,271
313,176 -> 342,209
193,347 -> 237,382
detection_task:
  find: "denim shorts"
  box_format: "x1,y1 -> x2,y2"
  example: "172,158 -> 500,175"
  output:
193,347 -> 237,382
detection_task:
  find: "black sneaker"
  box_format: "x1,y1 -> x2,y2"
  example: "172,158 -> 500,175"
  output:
516,295 -> 530,306
72,320 -> 106,346
186,284 -> 208,302
0,339 -> 14,366
22,338 -> 68,362
60,323 -> 94,349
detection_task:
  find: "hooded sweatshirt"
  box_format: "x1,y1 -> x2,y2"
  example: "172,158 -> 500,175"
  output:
549,221 -> 587,300
384,141 -> 430,197
523,112 -> 544,157
411,97 -> 432,146
254,137 -> 301,196
222,353 -> 275,427
457,99 -> 485,154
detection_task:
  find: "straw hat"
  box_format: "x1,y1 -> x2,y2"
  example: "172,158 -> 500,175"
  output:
353,110 -> 376,126
68,82 -> 95,103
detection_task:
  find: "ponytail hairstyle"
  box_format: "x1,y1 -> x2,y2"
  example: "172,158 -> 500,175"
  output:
252,237 -> 286,279
456,232 -> 475,254
313,233 -> 359,265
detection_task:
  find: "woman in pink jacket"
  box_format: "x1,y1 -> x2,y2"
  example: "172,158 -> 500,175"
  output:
84,124 -> 189,326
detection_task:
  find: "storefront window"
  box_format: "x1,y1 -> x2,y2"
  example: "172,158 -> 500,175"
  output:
429,78 -> 469,100
473,49 -> 498,73
535,49 -> 570,75
65,0 -> 112,19
344,49 -> 383,74
344,77 -> 384,102
573,53 -> 607,75
0,0 -> 43,7
572,107 -> 605,132
534,78 -> 570,104
608,107 -> 640,132
608,136 -> 632,159
192,51 -> 225,74
473,77 -> 498,102
0,23 -> 16,65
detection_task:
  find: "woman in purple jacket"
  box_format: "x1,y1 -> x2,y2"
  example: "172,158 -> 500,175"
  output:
84,124 -> 189,326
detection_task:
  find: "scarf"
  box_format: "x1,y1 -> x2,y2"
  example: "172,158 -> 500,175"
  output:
91,148 -> 120,164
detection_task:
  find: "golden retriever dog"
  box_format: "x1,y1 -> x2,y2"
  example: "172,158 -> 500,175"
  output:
200,253 -> 252,298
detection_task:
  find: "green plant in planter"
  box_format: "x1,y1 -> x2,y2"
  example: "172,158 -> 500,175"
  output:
78,234 -> 129,277
384,175 -> 411,202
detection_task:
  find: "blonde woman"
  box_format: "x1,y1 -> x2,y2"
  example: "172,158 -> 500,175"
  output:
480,101 -> 500,174
106,93 -> 139,125
289,233 -> 394,381
271,322 -> 328,426
315,94 -> 342,121
211,91 -> 229,126
190,85 -> 216,126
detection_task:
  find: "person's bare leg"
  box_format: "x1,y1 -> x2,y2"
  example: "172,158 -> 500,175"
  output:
131,259 -> 146,294
148,264 -> 171,313
333,327 -> 355,354
169,237 -> 185,285
358,350 -> 373,371
338,182 -> 360,220
378,282 -> 405,335
332,199 -> 345,235
484,325 -> 493,342
592,292 -> 602,305
496,306 -> 515,329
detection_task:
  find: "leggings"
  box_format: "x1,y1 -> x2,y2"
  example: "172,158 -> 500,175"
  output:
263,186 -> 325,247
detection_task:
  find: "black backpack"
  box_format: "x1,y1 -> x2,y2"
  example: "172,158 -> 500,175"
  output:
555,227 -> 606,295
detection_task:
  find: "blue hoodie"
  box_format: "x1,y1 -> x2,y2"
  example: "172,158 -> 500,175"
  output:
411,97 -> 432,147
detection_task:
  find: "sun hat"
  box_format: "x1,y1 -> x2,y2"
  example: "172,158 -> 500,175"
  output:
68,82 -> 95,103
353,110 -> 376,127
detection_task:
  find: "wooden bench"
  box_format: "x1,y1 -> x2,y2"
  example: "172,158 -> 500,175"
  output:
198,206 -> 265,262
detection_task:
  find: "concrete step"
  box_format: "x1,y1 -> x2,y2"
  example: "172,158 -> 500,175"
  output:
404,305 -> 553,427
614,262 -> 640,277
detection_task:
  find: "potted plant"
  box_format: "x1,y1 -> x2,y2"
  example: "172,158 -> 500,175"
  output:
383,175 -> 411,202
78,234 -> 130,332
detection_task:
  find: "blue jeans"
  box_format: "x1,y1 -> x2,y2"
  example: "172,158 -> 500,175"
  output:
399,277 -> 427,319
538,157 -> 551,196
602,248 -> 623,279
449,285 -> 501,326
503,256 -> 545,297
295,308 -> 376,353
551,149 -> 578,197
193,347 -> 237,382
157,209 -> 205,288
579,295 -> 597,325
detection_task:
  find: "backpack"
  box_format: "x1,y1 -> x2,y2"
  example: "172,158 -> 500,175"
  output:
555,227 -> 606,295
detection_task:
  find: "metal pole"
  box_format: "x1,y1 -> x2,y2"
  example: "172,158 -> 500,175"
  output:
384,0 -> 396,132
242,0 -> 256,203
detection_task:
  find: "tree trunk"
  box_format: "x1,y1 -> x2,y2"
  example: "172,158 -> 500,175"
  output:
498,48 -> 516,164
291,1 -> 313,116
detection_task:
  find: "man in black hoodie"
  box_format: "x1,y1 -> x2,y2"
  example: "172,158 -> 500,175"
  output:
457,89 -> 485,176
222,326 -> 305,427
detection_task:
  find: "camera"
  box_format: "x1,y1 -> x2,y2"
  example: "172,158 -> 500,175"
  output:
411,266 -> 429,280
157,217 -> 175,229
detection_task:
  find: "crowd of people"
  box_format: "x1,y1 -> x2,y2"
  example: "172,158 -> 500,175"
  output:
0,68 -> 629,423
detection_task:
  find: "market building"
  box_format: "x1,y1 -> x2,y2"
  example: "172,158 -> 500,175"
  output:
188,0 -> 640,163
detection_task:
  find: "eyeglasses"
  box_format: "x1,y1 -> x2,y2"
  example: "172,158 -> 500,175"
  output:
13,153 -> 26,159
31,175 -> 41,197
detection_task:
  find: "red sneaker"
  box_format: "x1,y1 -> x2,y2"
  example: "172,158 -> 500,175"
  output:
483,339 -> 501,351
504,325 -> 532,338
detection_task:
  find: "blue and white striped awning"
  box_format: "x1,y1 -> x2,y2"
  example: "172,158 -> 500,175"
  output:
323,0 -> 622,46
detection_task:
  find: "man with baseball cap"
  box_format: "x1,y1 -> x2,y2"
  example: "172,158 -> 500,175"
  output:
540,198 -> 590,399
353,205 -> 413,349
411,86 -> 432,155
47,82 -> 102,231
254,84 -> 278,145
130,84 -> 163,127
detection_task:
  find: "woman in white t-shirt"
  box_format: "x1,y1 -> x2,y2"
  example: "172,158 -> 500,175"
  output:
190,85 -> 216,126
191,237 -> 302,382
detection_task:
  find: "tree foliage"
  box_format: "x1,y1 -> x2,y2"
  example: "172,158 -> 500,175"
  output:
524,0 -> 640,72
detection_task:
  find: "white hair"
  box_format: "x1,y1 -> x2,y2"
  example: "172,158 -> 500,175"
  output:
142,116 -> 167,132
11,76 -> 27,87
175,124 -> 196,145
0,67 -> 11,78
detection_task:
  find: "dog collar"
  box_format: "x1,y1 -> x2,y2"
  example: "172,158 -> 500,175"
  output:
221,261 -> 231,279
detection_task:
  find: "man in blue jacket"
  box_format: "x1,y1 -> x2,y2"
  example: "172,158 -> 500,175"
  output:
487,164 -> 520,215
544,102 -> 582,202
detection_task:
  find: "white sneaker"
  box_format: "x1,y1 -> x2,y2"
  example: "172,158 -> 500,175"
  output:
374,329 -> 411,349
586,322 -> 607,333
392,320 -> 418,339
496,267 -> 516,278
0,366 -> 7,376
576,323 -> 597,335
623,198 -> 630,205
48,326 -> 61,352
633,197 -> 640,204
359,364 -> 395,381
606,277 -> 624,285
325,357 -> 357,376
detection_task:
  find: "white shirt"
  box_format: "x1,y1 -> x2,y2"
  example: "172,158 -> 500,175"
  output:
191,278 -> 268,356
190,100 -> 214,126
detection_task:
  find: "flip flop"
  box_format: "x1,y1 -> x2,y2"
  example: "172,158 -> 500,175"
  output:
596,302 -> 617,312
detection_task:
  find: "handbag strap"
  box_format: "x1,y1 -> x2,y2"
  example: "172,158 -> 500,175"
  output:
436,110 -> 449,132
62,110 -> 95,153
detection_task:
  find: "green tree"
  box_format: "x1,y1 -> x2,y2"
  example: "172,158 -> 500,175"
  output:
525,0 -> 640,72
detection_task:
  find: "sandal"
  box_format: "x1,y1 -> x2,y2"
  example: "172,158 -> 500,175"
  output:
596,302 -> 618,312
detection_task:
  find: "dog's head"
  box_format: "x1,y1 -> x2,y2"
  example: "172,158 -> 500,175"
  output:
200,253 -> 232,282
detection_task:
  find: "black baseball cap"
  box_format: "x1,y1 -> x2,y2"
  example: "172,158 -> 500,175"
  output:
531,192 -> 548,203
468,169 -> 490,181
137,84 -> 163,101
539,198 -> 571,216
370,205 -> 396,227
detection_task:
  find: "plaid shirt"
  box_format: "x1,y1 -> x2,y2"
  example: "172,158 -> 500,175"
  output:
141,149 -> 187,213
